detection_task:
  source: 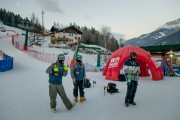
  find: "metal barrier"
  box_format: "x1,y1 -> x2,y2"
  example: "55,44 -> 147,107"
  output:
0,51 -> 13,72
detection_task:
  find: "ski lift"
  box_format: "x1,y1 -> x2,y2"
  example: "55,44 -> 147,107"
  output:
70,45 -> 101,68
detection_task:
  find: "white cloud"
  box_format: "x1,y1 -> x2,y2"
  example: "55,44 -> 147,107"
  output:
32,0 -> 64,13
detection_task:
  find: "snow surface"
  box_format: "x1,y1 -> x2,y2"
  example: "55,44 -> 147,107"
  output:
139,34 -> 150,39
154,32 -> 166,39
0,27 -> 180,120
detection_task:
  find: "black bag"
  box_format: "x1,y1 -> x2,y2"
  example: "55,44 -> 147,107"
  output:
118,74 -> 126,82
84,78 -> 91,88
107,83 -> 119,93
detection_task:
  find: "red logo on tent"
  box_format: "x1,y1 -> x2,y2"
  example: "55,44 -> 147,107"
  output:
108,57 -> 120,68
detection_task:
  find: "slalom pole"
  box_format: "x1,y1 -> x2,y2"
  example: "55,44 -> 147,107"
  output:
104,86 -> 108,96
93,80 -> 96,87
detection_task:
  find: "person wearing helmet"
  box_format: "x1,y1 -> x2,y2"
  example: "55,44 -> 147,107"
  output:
46,54 -> 74,112
70,54 -> 86,103
123,52 -> 141,107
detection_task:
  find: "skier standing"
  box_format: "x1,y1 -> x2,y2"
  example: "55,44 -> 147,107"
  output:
124,52 -> 141,107
46,54 -> 74,112
70,54 -> 87,103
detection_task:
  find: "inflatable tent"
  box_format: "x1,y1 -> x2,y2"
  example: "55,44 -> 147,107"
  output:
103,46 -> 164,81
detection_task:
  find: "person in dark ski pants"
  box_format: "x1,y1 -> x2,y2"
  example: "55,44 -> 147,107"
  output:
124,52 -> 141,107
46,54 -> 74,112
70,54 -> 87,103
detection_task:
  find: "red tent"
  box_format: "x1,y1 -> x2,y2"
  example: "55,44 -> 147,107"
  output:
103,46 -> 164,81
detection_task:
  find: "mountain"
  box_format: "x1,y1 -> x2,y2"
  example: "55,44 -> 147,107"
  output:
123,18 -> 180,46
152,30 -> 180,45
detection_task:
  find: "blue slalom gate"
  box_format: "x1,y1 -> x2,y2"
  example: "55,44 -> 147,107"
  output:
172,67 -> 180,74
0,52 -> 13,72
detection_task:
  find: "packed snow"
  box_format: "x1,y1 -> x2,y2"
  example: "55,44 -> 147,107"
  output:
139,34 -> 150,39
0,26 -> 180,120
154,32 -> 166,39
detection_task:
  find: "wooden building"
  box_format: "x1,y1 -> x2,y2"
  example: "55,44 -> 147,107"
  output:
50,25 -> 84,49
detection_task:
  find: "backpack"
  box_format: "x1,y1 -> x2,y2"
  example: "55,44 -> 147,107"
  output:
84,78 -> 91,88
107,83 -> 119,93
118,74 -> 126,82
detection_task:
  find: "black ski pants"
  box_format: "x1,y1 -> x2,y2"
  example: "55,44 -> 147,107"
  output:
125,80 -> 138,103
73,80 -> 85,97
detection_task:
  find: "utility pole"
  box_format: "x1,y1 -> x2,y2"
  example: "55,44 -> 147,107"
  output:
41,10 -> 44,29
104,36 -> 107,62
41,10 -> 45,40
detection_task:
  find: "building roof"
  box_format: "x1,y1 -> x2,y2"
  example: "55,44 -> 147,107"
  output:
141,44 -> 180,53
58,25 -> 84,34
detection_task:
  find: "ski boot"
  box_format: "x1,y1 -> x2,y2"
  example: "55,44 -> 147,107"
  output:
130,101 -> 136,105
74,97 -> 78,103
80,97 -> 87,102
68,103 -> 76,111
72,102 -> 76,106
125,103 -> 129,107
51,108 -> 57,113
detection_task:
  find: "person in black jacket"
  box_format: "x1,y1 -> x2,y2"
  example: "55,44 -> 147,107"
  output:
70,54 -> 87,103
124,52 -> 141,107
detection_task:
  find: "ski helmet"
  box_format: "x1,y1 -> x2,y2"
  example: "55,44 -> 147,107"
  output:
76,54 -> 83,59
58,54 -> 65,61
130,52 -> 137,57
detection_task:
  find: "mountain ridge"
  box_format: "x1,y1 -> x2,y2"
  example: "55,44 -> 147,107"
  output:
123,18 -> 180,46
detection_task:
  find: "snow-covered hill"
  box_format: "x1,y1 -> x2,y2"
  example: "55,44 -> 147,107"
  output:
124,18 -> 180,46
157,18 -> 180,30
0,26 -> 180,120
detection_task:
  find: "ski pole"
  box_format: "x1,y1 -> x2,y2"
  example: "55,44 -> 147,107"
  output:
93,80 -> 96,87
104,86 -> 107,96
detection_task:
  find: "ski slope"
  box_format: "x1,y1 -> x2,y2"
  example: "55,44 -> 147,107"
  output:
0,28 -> 180,120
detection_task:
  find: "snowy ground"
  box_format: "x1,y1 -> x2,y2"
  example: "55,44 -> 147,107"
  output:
0,28 -> 180,120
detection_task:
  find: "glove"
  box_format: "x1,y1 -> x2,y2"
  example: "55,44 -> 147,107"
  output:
127,80 -> 131,85
133,70 -> 139,76
53,66 -> 59,72
132,70 -> 136,75
73,78 -> 77,85
52,69 -> 58,76
63,66 -> 68,71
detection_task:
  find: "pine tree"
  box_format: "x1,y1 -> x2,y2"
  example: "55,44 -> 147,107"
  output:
11,14 -> 15,26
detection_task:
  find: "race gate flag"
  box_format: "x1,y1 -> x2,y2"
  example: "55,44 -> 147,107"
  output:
108,57 -> 120,68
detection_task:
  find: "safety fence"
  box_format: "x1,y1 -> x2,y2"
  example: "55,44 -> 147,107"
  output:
0,50 -> 13,72
172,67 -> 180,74
11,34 -> 104,72
11,34 -> 103,72
12,34 -> 70,65
0,30 -> 17,39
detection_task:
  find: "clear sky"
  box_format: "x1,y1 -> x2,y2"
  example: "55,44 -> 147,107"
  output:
0,0 -> 180,39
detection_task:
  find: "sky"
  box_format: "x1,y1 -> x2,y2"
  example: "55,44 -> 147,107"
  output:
0,0 -> 180,40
